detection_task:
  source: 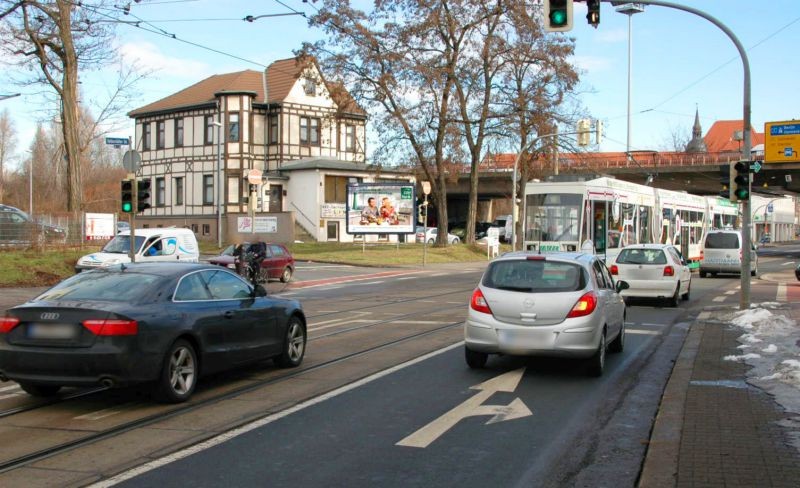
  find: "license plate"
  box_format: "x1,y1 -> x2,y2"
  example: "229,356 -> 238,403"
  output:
27,323 -> 77,340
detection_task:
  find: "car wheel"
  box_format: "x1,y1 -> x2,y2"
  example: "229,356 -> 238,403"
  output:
669,284 -> 680,307
280,266 -> 293,283
154,339 -> 198,403
275,316 -> 306,368
18,382 -> 61,397
452,237 -> 460,244
427,239 -> 434,244
699,270 -> 707,278
465,346 -> 488,369
751,264 -> 757,277
609,321 -> 625,354
587,331 -> 606,377
681,282 -> 691,301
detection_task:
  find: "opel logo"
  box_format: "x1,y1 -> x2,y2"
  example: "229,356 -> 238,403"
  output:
523,298 -> 535,309
40,312 -> 60,320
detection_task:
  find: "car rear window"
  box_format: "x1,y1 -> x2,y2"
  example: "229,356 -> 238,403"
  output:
34,271 -> 164,302
705,233 -> 739,249
616,248 -> 667,265
483,260 -> 585,293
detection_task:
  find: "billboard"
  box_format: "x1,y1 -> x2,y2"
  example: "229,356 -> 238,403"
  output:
764,120 -> 800,163
346,183 -> 416,234
84,213 -> 115,240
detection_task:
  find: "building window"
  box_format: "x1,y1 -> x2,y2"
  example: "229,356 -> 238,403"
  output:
156,121 -> 165,149
203,174 -> 214,205
174,177 -> 184,206
269,115 -> 278,144
142,122 -> 151,151
190,223 -> 198,233
205,115 -> 215,145
228,113 -> 240,142
227,176 -> 240,204
324,175 -> 350,203
345,124 -> 355,152
300,116 -> 320,146
156,177 -> 166,206
175,118 -> 184,147
202,224 -> 210,236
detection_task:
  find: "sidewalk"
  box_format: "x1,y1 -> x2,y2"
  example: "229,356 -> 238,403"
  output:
640,271 -> 800,487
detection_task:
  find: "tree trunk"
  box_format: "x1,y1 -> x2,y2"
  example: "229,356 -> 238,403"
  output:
58,0 -> 82,215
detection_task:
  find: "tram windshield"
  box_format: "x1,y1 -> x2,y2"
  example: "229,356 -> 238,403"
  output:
525,193 -> 582,242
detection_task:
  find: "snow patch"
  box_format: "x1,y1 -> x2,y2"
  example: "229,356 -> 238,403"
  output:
724,353 -> 762,362
762,344 -> 778,354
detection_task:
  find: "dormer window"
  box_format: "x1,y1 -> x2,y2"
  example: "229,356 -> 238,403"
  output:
303,77 -> 316,96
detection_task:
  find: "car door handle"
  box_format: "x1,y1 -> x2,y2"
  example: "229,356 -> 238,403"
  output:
224,311 -> 234,319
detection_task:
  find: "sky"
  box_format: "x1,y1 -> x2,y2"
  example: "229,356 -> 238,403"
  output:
1,0 -> 798,167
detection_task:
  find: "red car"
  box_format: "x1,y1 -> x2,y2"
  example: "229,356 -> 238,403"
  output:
209,242 -> 295,283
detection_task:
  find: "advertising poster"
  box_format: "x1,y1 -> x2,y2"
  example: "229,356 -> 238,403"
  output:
346,183 -> 416,235
84,213 -> 115,240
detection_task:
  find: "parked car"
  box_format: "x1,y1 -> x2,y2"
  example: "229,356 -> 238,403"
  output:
491,214 -> 511,242
0,263 -> 307,403
209,242 -> 295,283
464,251 -> 628,376
609,244 -> 691,307
0,204 -> 66,244
449,221 -> 492,240
415,227 -> 460,244
116,221 -> 130,234
759,233 -> 771,244
699,230 -> 757,277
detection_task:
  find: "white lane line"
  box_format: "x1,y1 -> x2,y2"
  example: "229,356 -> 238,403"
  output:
782,261 -> 794,266
75,402 -> 143,421
310,319 -> 374,332
309,311 -> 370,328
429,274 -> 446,277
356,281 -> 385,286
390,320 -> 452,325
697,311 -> 711,320
640,323 -> 665,328
396,277 -> 417,281
725,290 -> 737,295
777,283 -> 787,302
712,296 -> 727,302
90,342 -> 465,488
419,300 -> 437,303
627,329 -> 661,335
296,264 -> 355,269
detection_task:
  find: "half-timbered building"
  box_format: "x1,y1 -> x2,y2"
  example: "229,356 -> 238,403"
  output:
127,56 -> 411,243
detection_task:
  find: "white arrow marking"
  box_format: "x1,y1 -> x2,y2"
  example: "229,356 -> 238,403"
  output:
396,368 -> 531,448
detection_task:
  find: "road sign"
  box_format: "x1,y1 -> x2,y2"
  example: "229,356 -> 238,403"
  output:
750,161 -> 761,173
396,368 -> 532,448
105,137 -> 130,146
122,150 -> 141,172
247,168 -> 263,185
765,121 -> 800,163
767,203 -> 774,213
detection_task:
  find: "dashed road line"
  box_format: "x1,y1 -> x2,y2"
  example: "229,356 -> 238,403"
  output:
777,283 -> 787,302
724,290 -> 737,295
712,296 -> 727,302
627,329 -> 661,335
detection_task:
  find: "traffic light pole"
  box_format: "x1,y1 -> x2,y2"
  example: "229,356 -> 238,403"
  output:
602,0 -> 752,309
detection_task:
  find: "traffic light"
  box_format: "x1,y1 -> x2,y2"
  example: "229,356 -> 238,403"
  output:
586,0 -> 600,28
732,160 -> 750,201
577,118 -> 591,146
121,179 -> 134,213
137,179 -> 152,213
718,163 -> 733,200
544,0 -> 573,32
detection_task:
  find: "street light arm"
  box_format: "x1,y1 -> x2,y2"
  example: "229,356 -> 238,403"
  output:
244,13 -> 304,22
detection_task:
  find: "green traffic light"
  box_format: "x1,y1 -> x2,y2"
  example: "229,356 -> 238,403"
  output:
550,10 -> 567,26
122,202 -> 132,212
734,188 -> 749,200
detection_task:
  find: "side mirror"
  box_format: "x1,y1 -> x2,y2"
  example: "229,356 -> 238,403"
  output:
615,280 -> 629,293
252,284 -> 267,297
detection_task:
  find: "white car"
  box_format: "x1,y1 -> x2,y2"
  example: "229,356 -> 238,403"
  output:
610,244 -> 691,307
415,227 -> 460,244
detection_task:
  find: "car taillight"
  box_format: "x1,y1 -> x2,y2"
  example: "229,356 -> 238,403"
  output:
663,265 -> 674,276
610,264 -> 618,275
567,291 -> 598,318
0,317 -> 20,333
83,319 -> 138,336
470,289 -> 492,315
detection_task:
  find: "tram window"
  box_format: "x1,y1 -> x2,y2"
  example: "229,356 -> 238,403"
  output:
639,207 -> 652,244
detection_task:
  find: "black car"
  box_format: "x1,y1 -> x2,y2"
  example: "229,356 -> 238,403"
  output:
0,263 -> 307,403
0,204 -> 66,244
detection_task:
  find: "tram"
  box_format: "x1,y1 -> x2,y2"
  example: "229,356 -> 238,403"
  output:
523,176 -> 738,266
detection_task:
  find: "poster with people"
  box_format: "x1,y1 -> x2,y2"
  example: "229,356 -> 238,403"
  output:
346,183 -> 416,235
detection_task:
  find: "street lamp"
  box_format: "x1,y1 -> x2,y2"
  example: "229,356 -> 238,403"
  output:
616,3 -> 645,160
211,120 -> 223,248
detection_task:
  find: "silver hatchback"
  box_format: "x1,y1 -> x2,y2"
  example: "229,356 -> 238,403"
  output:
464,252 -> 627,376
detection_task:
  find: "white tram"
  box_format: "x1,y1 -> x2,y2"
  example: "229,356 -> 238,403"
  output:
523,177 -> 739,266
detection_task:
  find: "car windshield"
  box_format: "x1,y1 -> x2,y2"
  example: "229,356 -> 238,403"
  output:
483,260 -> 585,293
102,235 -> 147,254
616,248 -> 667,265
221,244 -> 236,256
34,270 -> 164,302
705,233 -> 739,249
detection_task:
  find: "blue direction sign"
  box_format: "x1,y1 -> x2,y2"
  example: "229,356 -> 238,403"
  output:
105,137 -> 130,146
767,203 -> 774,213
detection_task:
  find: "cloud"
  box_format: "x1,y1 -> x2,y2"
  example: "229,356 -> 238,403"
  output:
571,55 -> 613,73
119,41 -> 213,79
595,28 -> 628,44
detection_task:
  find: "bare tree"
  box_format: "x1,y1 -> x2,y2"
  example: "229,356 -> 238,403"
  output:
659,123 -> 691,152
0,0 -> 125,214
0,109 -> 17,203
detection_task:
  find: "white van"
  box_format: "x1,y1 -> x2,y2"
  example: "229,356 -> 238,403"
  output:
490,214 -> 511,242
76,228 -> 199,272
699,230 -> 757,278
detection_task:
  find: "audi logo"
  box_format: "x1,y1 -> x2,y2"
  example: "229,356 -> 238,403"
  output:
40,312 -> 60,320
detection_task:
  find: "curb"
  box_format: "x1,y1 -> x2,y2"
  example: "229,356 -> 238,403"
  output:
638,310 -> 707,487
